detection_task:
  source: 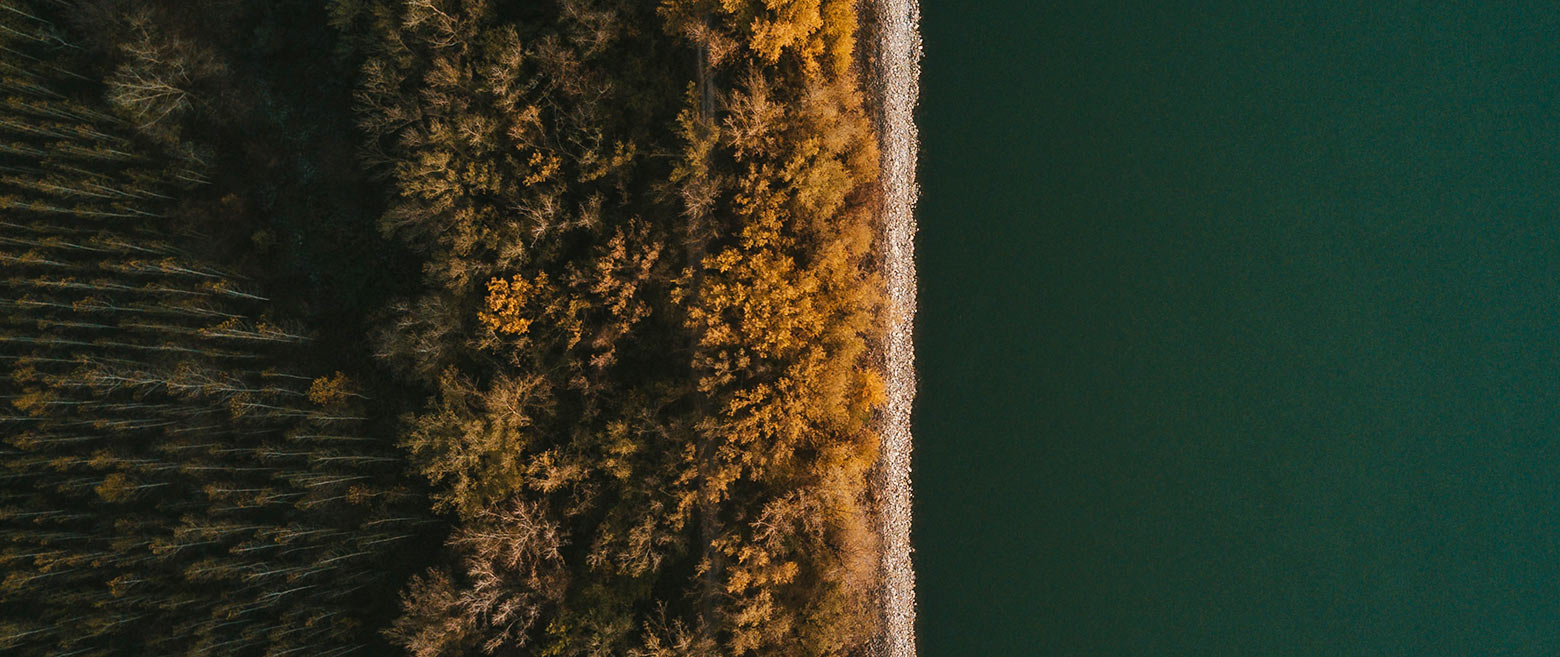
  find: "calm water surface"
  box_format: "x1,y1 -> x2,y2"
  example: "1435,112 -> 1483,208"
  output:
916,2 -> 1560,654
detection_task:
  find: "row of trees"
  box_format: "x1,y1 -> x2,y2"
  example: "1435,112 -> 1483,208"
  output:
662,1 -> 886,653
0,3 -> 432,655
333,2 -> 699,654
334,0 -> 888,654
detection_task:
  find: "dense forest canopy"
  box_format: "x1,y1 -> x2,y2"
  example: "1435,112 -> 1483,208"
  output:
0,0 -> 895,655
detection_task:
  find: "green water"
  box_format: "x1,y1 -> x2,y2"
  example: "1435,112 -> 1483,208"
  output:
916,3 -> 1560,654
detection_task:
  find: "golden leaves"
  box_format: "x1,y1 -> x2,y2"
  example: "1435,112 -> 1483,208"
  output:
307,372 -> 357,407
523,150 -> 562,186
479,273 -> 549,336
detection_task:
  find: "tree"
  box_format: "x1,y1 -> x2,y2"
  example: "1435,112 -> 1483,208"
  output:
104,10 -> 224,141
401,370 -> 555,520
307,372 -> 359,407
388,500 -> 568,656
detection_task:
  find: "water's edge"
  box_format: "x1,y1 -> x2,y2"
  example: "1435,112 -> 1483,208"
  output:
871,0 -> 921,655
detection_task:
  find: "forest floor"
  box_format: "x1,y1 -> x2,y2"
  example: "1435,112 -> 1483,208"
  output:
868,0 -> 922,655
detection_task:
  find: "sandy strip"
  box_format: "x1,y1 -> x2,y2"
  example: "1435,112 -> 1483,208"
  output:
871,0 -> 921,655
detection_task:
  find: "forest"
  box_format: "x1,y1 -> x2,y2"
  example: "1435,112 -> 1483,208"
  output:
0,0 -> 894,655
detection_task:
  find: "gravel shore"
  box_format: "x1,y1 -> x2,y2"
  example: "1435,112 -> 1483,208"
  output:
870,0 -> 921,656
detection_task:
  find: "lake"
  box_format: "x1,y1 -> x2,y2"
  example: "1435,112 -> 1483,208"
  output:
916,2 -> 1560,654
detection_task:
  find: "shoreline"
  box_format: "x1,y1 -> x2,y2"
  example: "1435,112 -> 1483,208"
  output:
868,0 -> 922,656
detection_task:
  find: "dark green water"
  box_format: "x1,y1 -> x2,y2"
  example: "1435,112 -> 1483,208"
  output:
916,3 -> 1560,655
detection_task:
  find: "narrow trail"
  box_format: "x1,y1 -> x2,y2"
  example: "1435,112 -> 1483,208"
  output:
870,0 -> 922,656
